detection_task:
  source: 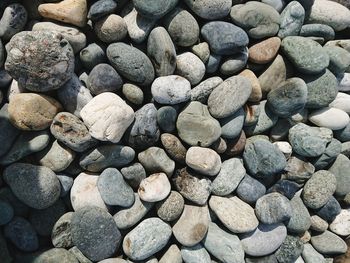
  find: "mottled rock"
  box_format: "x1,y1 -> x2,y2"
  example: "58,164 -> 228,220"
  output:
287,196 -> 311,234
52,212 -> 74,248
138,147 -> 175,177
190,77 -> 223,104
275,235 -> 304,263
156,191 -> 184,222
161,133 -> 187,164
249,37 -> 281,64
176,52 -> 206,85
278,1 -> 305,38
138,173 -> 171,202
311,230 -> 347,254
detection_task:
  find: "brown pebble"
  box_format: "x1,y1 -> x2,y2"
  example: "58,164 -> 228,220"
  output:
249,37 -> 281,64
225,130 -> 246,157
161,133 -> 187,164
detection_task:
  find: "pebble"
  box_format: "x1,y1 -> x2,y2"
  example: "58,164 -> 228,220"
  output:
0,4 -> 27,41
4,217 -> 38,252
335,122 -> 350,142
5,31 -> 74,92
122,84 -> 144,105
97,168 -> 134,207
220,48 -> 249,75
164,7 -> 199,47
0,39 -> 4,68
70,173 -> 107,211
138,173 -> 171,202
181,244 -> 211,263
278,1 -> 305,38
311,230 -> 347,254
236,174 -> 266,204
267,179 -> 301,199
159,244 -> 182,263
300,24 -> 335,44
209,196 -> 258,233
51,212 -> 73,248
38,0 -> 87,27
172,204 -> 209,247
275,235 -> 304,263
208,76 -> 252,118
80,144 -> 134,172
0,200 -> 14,226
243,139 -> 287,177
192,42 -> 210,63
80,43 -> 106,70
211,158 -> 246,196
225,130 -> 246,157
68,246 -> 92,263
288,123 -> 333,157
309,107 -> 349,130
190,77 -> 223,104
240,223 -> 287,257
201,21 -> 249,55
87,0 -> 117,21
302,243 -> 326,263
120,163 -> 146,189
273,141 -> 293,158
176,52 -> 206,85
330,92 -> 350,114
138,147 -> 175,177
287,196 -> 311,234
307,0 -> 350,31
133,0 -> 178,19
324,46 -> 350,74
57,74 -> 93,118
311,214 -> 329,232
32,22 -> 86,54
157,106 -> 177,133
329,209 -> 350,236
33,248 -> 79,263
87,64 -> 123,95
176,101 -> 221,147
173,168 -> 212,205
329,154 -> 350,196
220,109 -> 245,139
267,77 -> 308,117
147,27 -> 176,77
123,218 -> 172,261
255,193 -> 292,224
160,133 -> 187,164
151,75 -> 191,105
156,191 -> 184,222
107,43 -> 154,86
186,147 -> 221,176
302,170 -> 337,209
206,53 -> 222,74
71,206 -> 121,261
4,163 -> 60,210
281,36 -> 329,74
94,14 -> 127,43
282,156 -> 315,184
81,92 -> 134,143
249,37 -> 281,64
184,0 -> 231,19
312,138 -> 342,170
0,187 -> 29,218
316,195 -> 341,222
230,1 -> 280,39
113,194 -> 154,230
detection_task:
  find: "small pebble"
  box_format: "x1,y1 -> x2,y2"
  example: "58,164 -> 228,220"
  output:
186,147 -> 221,176
138,147 -> 175,177
138,173 -> 171,202
156,191 -> 184,222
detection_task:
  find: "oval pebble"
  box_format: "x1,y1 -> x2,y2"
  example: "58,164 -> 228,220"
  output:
138,173 -> 171,202
186,147 -> 221,176
309,107 -> 350,130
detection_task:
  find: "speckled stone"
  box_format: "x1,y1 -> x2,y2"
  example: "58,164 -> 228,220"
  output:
287,196 -> 311,234
190,77 -> 223,104
275,235 -> 304,263
138,147 -> 175,177
249,37 -> 281,64
161,133 -> 187,164
186,147 -> 221,176
278,1 -> 305,38
311,230 -> 347,255
156,191 -> 184,222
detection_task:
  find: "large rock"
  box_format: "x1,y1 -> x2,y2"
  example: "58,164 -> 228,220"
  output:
184,0 -> 232,19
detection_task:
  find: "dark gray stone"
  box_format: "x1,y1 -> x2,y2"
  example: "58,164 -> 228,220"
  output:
312,138 -> 341,170
0,200 -> 14,225
220,108 -> 245,139
286,196 -> 311,234
329,154 -> 350,196
80,43 -> 106,70
236,174 -> 266,204
201,21 -> 249,55
51,212 -> 74,248
0,187 -> 29,217
300,24 -> 335,43
57,174 -> 74,197
0,39 -> 4,68
157,106 -> 177,133
107,42 -> 154,86
5,31 -> 74,92
206,53 -> 222,74
335,122 -> 350,142
133,0 -> 178,19
3,163 -> 61,210
275,235 -> 304,263
316,196 -> 341,222
156,191 -> 184,222
220,48 -> 248,75
121,163 -> 146,189
0,69 -> 12,88
267,180 -> 301,199
87,0 -> 117,21
71,206 -> 122,262
97,168 -> 134,207
32,248 -> 79,263
79,144 -> 135,172
0,104 -> 21,157
0,4 -> 27,41
0,233 -> 12,263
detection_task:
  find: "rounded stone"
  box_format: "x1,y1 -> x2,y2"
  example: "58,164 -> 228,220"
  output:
278,1 -> 305,38
156,191 -> 184,222
219,107 -> 245,139
94,14 -> 127,43
120,163 -> 146,189
309,107 -> 350,130
184,0 -> 231,19
281,36 -> 329,74
243,139 -> 287,178
32,248 -> 78,263
97,168 -> 134,207
190,77 -> 223,104
287,196 -> 311,234
236,174 -> 266,204
79,43 -> 106,70
329,209 -> 350,236
302,170 -> 337,209
157,106 -> 177,133
329,154 -> 350,197
181,244 -> 211,263
255,193 -> 292,224
133,0 -> 178,19
52,212 -> 74,248
311,230 -> 347,255
151,75 -> 191,105
207,76 -> 252,119
316,196 -> 341,222
275,235 -> 304,263
138,173 -> 171,202
87,0 -> 117,21
5,31 -> 74,92
138,147 -> 175,177
201,21 -> 249,55
192,42 -> 210,63
249,37 -> 281,64
71,206 -> 122,262
311,215 -> 329,232
107,42 -> 154,86
329,92 -> 350,114
186,147 -> 221,176
122,84 -> 144,105
160,133 -> 187,164
3,163 -> 61,210
175,52 -> 206,85
8,93 -> 62,131
123,218 -> 172,261
87,63 -> 123,95
80,92 -> 135,143
0,200 -> 14,226
0,4 -> 27,41
300,24 -> 335,44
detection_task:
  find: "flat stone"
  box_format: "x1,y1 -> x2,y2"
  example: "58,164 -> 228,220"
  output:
123,217 -> 172,261
329,209 -> 350,236
0,4 -> 27,41
302,243 -> 326,263
133,0 -> 178,19
240,223 -> 287,257
3,163 -> 60,210
138,147 -> 175,177
329,154 -> 350,196
160,133 -> 187,164
311,230 -> 347,255
211,158 -> 246,196
52,212 -> 74,248
80,144 -> 135,172
287,196 -> 311,234
186,147 -> 221,176
220,48 -> 248,75
181,244 -> 211,263
33,248 -> 79,263
281,36 -> 329,74
309,107 -> 349,130
209,195 -> 259,233
275,235 -> 304,263
8,93 -> 62,131
230,2 -> 280,39
236,174 -> 266,204
94,14 -> 127,43
249,37 -> 281,64
81,92 -> 135,143
278,1 -> 305,38
176,52 -> 206,85
310,215 -> 329,232
172,204 -> 210,247
71,206 -> 121,262
190,77 -> 223,104
302,170 -> 337,209
70,173 -> 108,211
156,191 -> 184,222
38,0 -> 87,27
300,24 -> 335,44
113,193 -> 154,230
151,75 -> 191,105
201,21 -> 249,55
138,173 -> 171,202
107,43 -> 154,86
176,101 -> 221,147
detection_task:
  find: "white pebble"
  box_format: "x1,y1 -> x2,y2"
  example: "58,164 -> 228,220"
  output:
309,107 -> 350,130
138,173 -> 171,202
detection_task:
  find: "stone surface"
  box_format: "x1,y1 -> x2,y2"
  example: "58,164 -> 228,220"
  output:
275,235 -> 304,263
161,133 -> 187,164
220,48 -> 249,75
278,1 -> 305,38
311,230 -> 347,255
0,4 -> 27,41
316,196 -> 341,222
52,212 -> 74,248
329,154 -> 350,196
138,173 -> 171,202
324,46 -> 350,74
190,77 -> 223,104
94,14 -> 127,43
0,104 -> 20,158
133,0 -> 178,19
79,43 -> 106,70
181,244 -> 211,263
0,200 -> 13,226
159,244 -> 182,263
236,174 -> 266,204
309,107 -> 349,130
156,191 -> 184,222
300,24 -> 335,44
287,196 -> 311,234
312,138 -> 342,170
220,108 -> 245,139
330,92 -> 350,114
184,0 -> 231,19
249,37 -> 281,64
175,52 -> 206,85
33,248 -> 79,263
87,0 -> 117,21
302,243 -> 326,263
186,147 -> 221,176
330,209 -> 350,236
138,147 -> 175,177
157,106 -> 177,133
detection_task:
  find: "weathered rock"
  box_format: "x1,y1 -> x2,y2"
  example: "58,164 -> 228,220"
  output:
138,173 -> 171,202
311,230 -> 347,254
52,212 -> 74,248
138,147 -> 175,177
161,133 -> 187,164
186,147 -> 221,176
0,4 -> 27,41
278,1 -> 305,38
329,154 -> 350,196
156,191 -> 184,222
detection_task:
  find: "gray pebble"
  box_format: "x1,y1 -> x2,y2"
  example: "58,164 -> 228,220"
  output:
335,121 -> 350,142
157,106 -> 177,133
181,244 -> 211,263
206,53 -> 222,74
311,214 -> 329,232
33,248 -> 79,263
159,244 -> 182,263
0,187 -> 30,218
87,0 -> 117,21
69,246 -> 92,263
176,52 -> 206,85
0,4 -> 28,41
80,43 -> 106,70
57,174 -> 74,197
161,133 -> 187,164
190,77 -> 223,104
278,1 -> 305,38
329,153 -> 350,196
300,24 -> 335,44
156,191 -> 184,222
122,84 -> 144,105
312,138 -> 341,170
220,108 -> 245,139
0,200 -> 14,226
220,48 -> 248,75
121,163 -> 146,189
311,230 -> 347,255
94,14 -> 127,43
282,156 -> 315,184
97,168 -> 134,207
236,174 -> 266,204
133,0 -> 178,19
286,196 -> 311,234
302,243 -> 326,263
275,235 -> 304,263
324,46 -> 350,75
184,0 -> 231,19
316,196 -> 341,222
267,179 -> 301,199
192,42 -> 210,63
